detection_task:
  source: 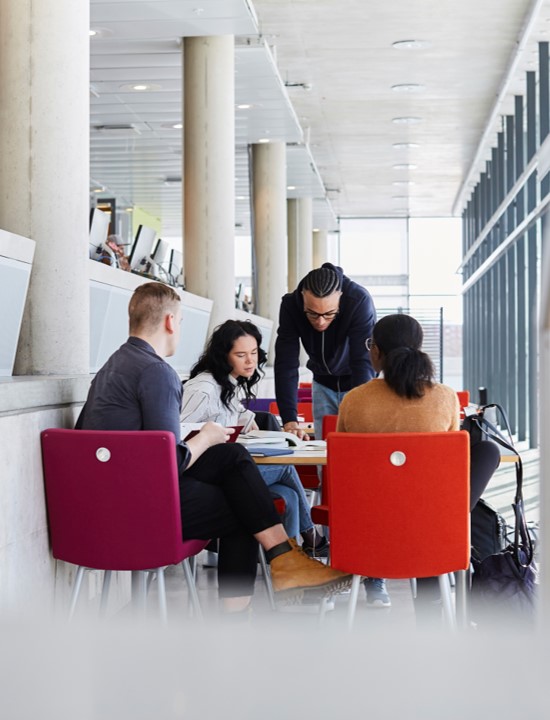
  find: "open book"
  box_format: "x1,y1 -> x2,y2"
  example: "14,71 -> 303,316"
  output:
237,429 -> 326,451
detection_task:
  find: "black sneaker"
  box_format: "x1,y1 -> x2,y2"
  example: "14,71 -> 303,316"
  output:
302,537 -> 330,559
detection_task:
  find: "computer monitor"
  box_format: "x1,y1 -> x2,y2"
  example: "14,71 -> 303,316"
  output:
128,225 -> 156,271
89,208 -> 110,258
169,249 -> 183,283
151,238 -> 170,268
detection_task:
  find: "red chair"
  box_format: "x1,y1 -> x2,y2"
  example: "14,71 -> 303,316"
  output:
40,428 -> 209,621
457,390 -> 470,420
268,401 -> 314,423
311,414 -> 338,525
326,431 -> 470,629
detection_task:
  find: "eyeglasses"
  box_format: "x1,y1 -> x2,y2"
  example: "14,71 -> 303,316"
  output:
304,310 -> 339,321
365,337 -> 376,351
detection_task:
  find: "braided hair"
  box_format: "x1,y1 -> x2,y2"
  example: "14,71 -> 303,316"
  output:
372,314 -> 434,399
302,265 -> 342,297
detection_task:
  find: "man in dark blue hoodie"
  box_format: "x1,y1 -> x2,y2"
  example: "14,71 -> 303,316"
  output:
274,263 -> 377,441
274,264 -> 389,608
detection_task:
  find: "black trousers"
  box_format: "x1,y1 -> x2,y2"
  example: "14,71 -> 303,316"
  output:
178,443 -> 281,598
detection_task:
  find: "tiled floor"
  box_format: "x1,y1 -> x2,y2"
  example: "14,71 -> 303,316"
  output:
160,553 -> 420,631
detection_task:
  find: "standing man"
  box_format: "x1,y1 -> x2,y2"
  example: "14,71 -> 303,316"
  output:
274,263 -> 376,439
76,282 -> 351,614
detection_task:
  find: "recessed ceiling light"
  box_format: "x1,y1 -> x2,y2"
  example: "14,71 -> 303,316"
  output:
237,104 -> 252,109
393,163 -> 417,170
92,187 -> 105,193
391,84 -> 426,93
393,142 -> 420,149
124,207 -> 134,213
89,27 -> 113,39
172,123 -> 183,129
392,40 -> 431,50
313,228 -> 320,232
392,117 -> 423,125
258,138 -> 270,143
119,83 -> 162,92
287,185 -> 296,190
236,195 -> 247,200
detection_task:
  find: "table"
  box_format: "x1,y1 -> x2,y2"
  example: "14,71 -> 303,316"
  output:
252,449 -> 326,465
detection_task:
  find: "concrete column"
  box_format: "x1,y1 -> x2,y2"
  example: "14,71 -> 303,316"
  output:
287,197 -> 313,291
0,0 -> 90,374
313,228 -> 329,268
251,142 -> 287,329
183,36 -> 235,330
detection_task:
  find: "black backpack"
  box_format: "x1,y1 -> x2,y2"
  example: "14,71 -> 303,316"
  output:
470,498 -> 507,562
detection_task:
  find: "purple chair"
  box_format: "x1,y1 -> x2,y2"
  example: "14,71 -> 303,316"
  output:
40,428 -> 209,621
243,397 -> 276,413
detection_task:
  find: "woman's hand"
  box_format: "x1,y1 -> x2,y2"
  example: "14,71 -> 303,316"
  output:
283,421 -> 310,441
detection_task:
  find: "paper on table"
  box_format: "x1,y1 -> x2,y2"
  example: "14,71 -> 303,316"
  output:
237,430 -> 325,450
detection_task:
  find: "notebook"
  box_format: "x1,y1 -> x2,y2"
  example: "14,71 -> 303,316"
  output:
246,446 -> 294,457
183,425 -> 244,442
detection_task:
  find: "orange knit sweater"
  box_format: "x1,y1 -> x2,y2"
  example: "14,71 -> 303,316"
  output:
337,378 -> 460,434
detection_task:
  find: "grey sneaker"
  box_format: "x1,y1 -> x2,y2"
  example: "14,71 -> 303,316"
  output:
364,577 -> 391,607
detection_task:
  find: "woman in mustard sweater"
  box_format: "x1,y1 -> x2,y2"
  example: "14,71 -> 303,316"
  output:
337,313 -> 500,613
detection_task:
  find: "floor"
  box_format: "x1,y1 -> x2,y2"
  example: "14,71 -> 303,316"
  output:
157,446 -> 540,629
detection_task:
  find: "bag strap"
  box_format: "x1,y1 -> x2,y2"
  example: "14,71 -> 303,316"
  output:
469,409 -> 534,567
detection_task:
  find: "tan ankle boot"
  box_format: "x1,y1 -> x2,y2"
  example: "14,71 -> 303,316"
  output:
269,539 -> 352,599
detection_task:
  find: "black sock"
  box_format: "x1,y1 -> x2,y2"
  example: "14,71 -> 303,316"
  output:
265,540 -> 293,563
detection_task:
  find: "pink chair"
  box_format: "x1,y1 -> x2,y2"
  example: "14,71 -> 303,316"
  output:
40,428 -> 209,621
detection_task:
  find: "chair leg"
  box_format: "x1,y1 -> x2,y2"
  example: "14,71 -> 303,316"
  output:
182,558 -> 203,621
131,570 -> 148,617
409,577 -> 417,599
99,570 -> 112,618
189,554 -> 197,581
156,567 -> 167,623
258,546 -> 276,611
68,566 -> 85,621
438,574 -> 455,630
346,574 -> 362,631
318,595 -> 332,627
454,569 -> 469,629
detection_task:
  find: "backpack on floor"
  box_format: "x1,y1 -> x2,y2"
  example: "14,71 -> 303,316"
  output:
468,417 -> 537,624
470,498 -> 508,563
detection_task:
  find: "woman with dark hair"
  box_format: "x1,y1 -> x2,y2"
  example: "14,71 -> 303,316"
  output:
181,319 -> 328,555
337,313 -> 501,614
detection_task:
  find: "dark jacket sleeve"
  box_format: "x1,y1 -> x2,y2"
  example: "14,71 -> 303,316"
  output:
138,363 -> 192,472
274,296 -> 302,425
347,292 -> 377,388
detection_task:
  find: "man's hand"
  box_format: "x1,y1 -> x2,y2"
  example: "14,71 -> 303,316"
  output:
200,421 -> 233,445
283,421 -> 310,441
185,421 -> 233,467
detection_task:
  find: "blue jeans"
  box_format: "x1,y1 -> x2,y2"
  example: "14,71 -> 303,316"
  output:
311,379 -> 348,438
258,464 -> 314,539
